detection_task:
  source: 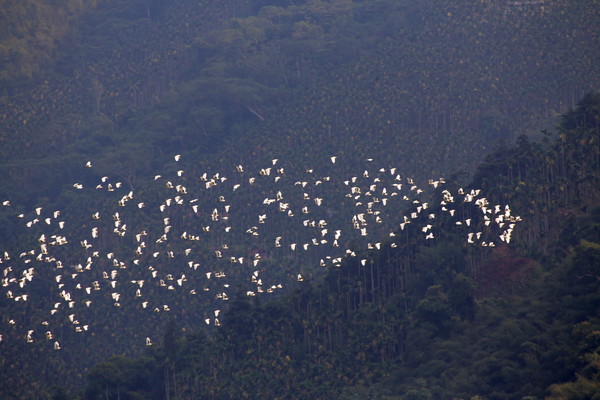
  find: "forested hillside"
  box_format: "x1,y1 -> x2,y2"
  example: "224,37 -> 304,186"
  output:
0,0 -> 109,88
80,93 -> 600,400
1,0 -> 598,204
0,0 -> 599,399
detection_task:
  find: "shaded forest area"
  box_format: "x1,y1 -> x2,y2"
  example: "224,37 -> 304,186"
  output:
0,0 -> 108,86
0,0 -> 599,399
1,0 -> 598,206
79,93 -> 600,400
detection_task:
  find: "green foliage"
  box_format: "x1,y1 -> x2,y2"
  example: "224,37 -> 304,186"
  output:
1,0 -> 599,398
546,319 -> 600,400
85,355 -> 161,400
75,96 -> 600,399
413,285 -> 451,337
2,0 -> 599,198
448,274 -> 476,321
0,0 -> 106,89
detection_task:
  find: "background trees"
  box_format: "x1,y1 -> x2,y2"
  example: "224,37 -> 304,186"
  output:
1,0 -> 599,398
73,95 -> 600,399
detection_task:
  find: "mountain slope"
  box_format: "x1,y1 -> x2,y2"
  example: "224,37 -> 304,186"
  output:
0,0 -> 598,398
78,94 -> 600,400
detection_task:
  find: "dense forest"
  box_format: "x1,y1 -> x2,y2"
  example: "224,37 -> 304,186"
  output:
1,0 -> 598,203
76,93 -> 600,400
0,0 -> 599,399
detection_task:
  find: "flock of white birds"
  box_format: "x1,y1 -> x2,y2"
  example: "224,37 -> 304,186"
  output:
0,154 -> 522,350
